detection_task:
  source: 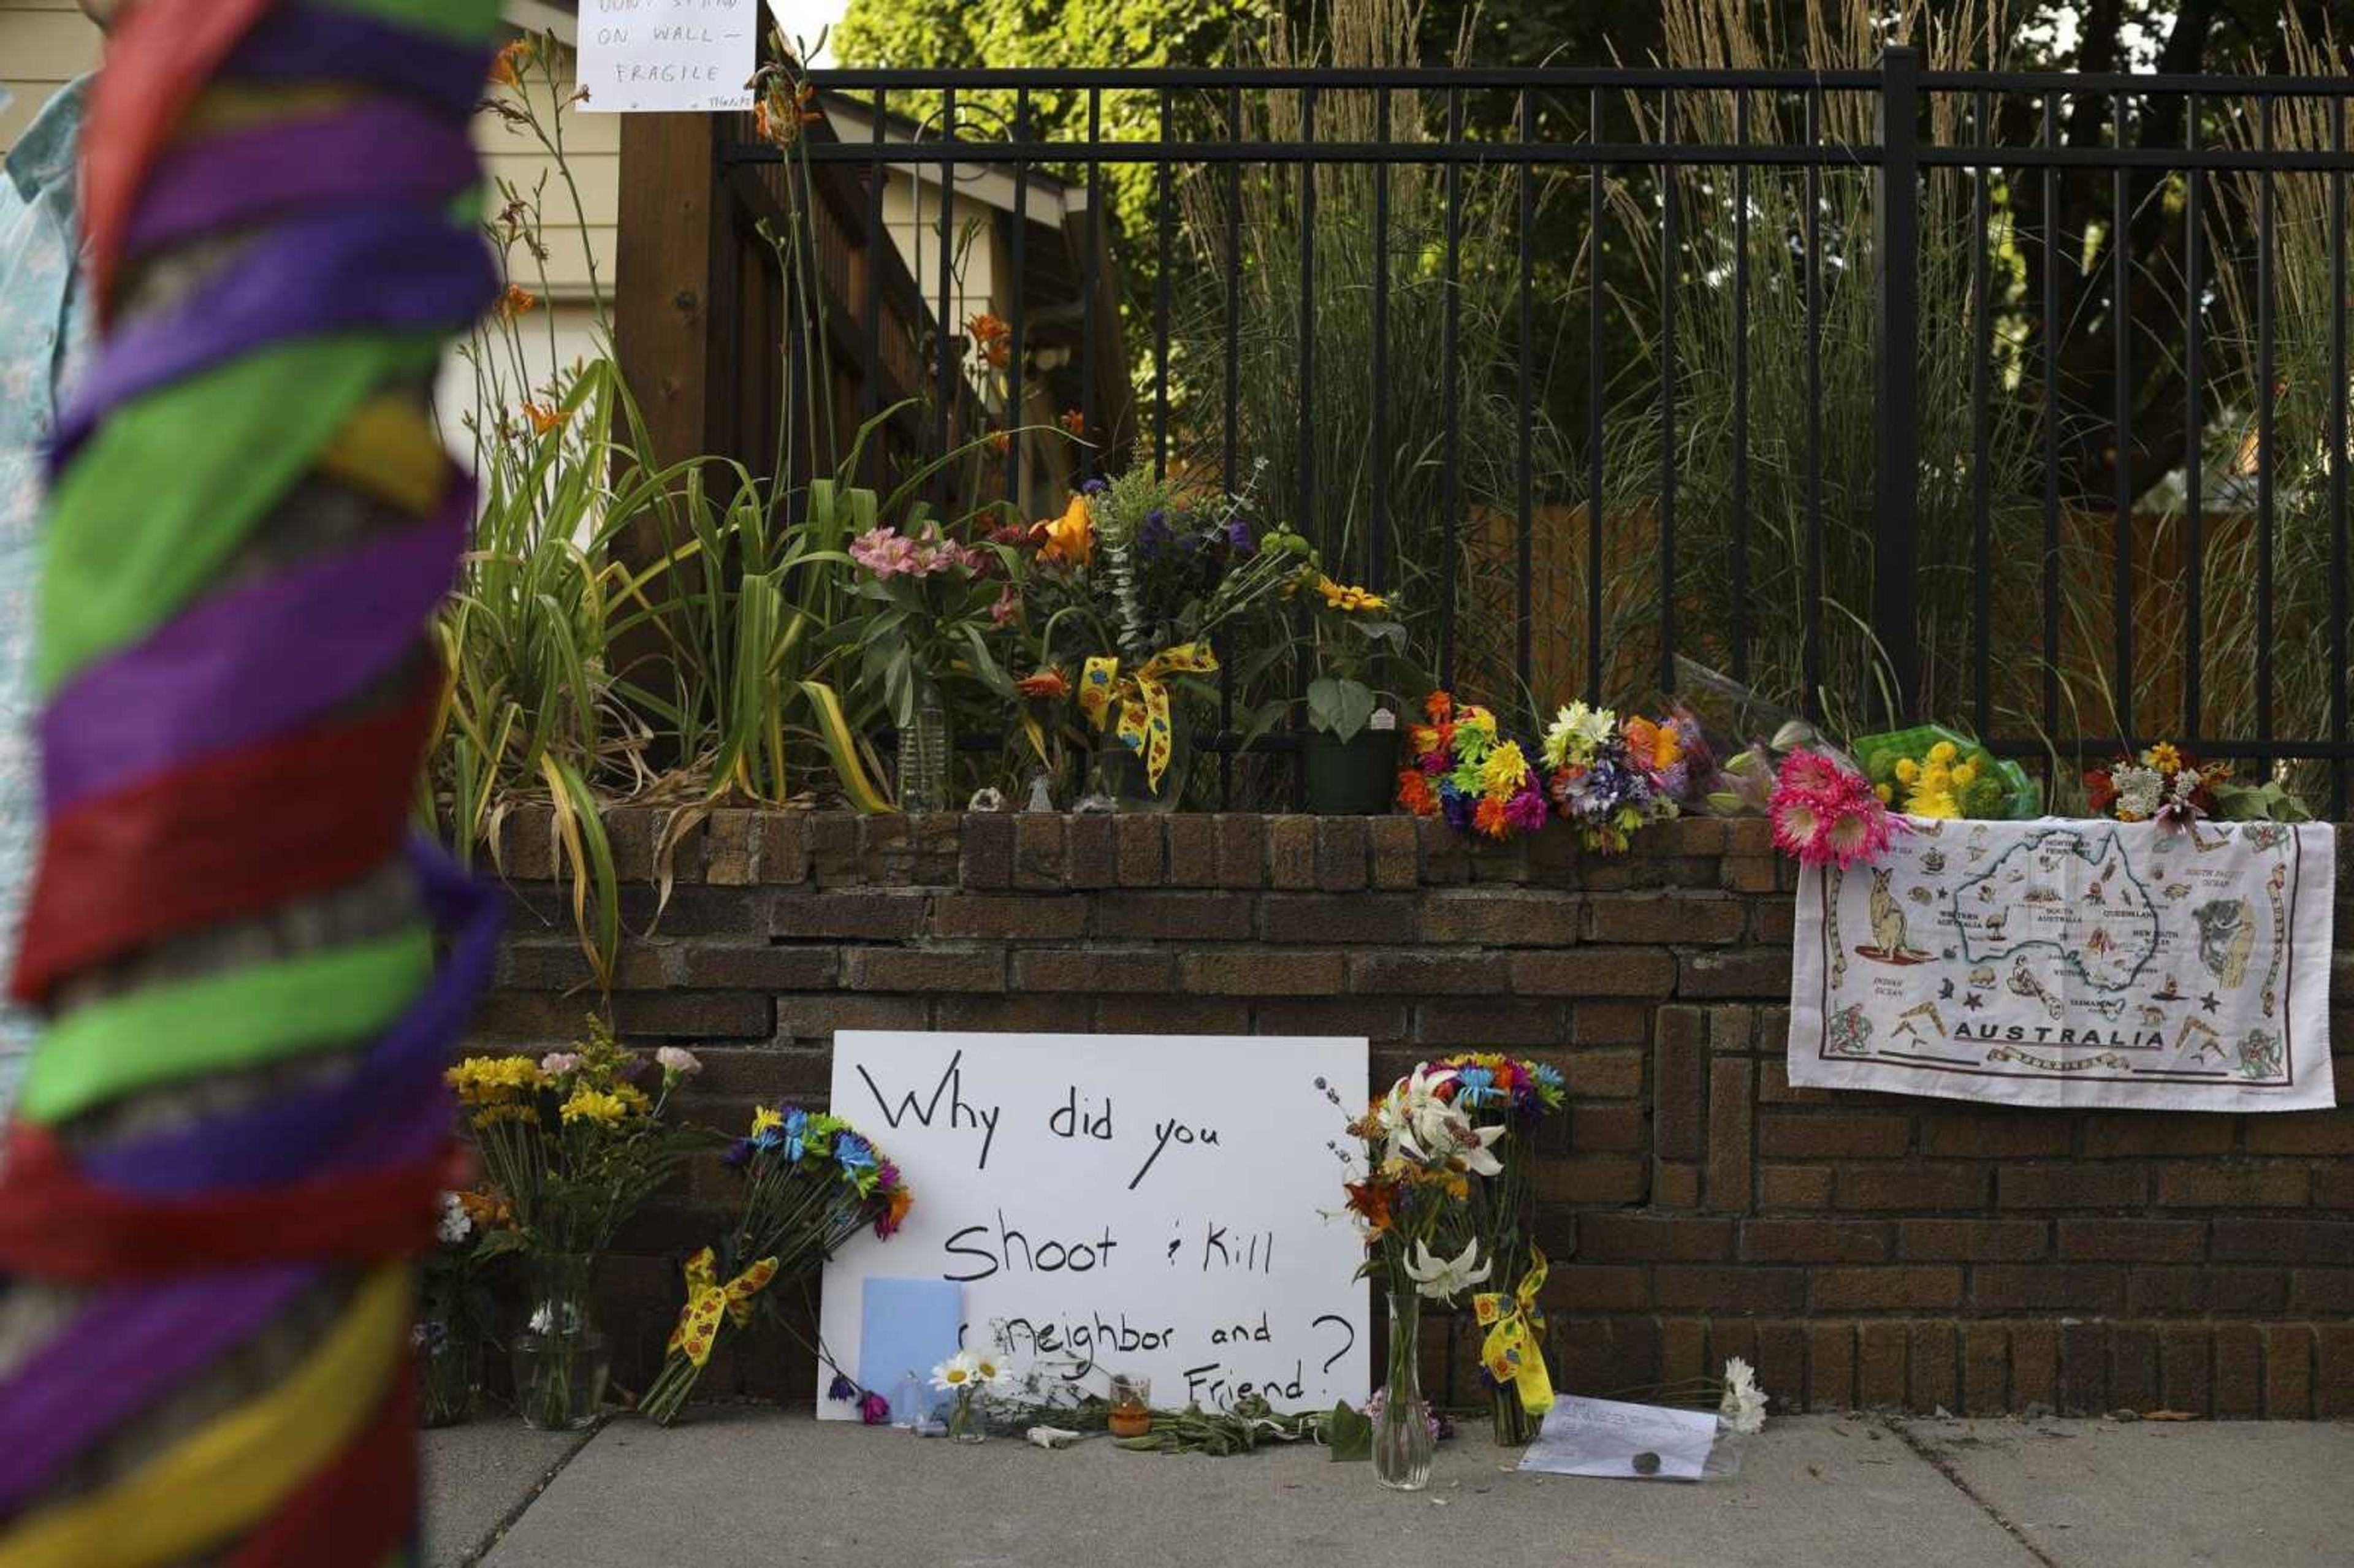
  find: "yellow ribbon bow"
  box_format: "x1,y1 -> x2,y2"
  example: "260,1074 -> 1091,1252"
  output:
665,1247 -> 780,1368
1472,1246 -> 1555,1417
1078,644 -> 1219,792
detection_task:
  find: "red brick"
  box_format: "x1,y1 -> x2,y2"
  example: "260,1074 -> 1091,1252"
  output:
1707,1057 -> 1755,1214
1812,1268 -> 1963,1311
1574,1000 -> 1654,1043
770,891 -> 927,940
842,948 -> 1005,993
2056,1218 -> 2207,1263
1653,1162 -> 1702,1208
1260,892 -> 1417,944
2244,1108 -> 2354,1155
1897,1219 -> 2048,1261
1567,1102 -> 1645,1152
959,812 -> 1015,888
1252,999 -> 1411,1043
2210,1217 -> 2354,1264
1721,854 -> 1778,893
1580,1215 -> 1734,1262
1758,1113 -> 1911,1159
1316,818 -> 1369,891
2290,1268 -> 2354,1314
2128,1267 -> 2288,1316
2010,1321 -> 2057,1410
928,894 -> 1088,940
2213,1325 -> 2264,1417
1651,1265 -> 1807,1314
1210,815 -> 1268,888
2156,1165 -> 2309,1208
1368,816 -> 1419,891
1724,818 -> 1775,856
1739,1219 -> 1892,1263
1920,1115 -> 2072,1159
1751,901 -> 1796,943
2060,1321 -> 2109,1415
1962,1324 -> 2008,1415
1011,950 -> 1176,993
500,940 -> 677,992
1562,1049 -> 1643,1099
1971,1265 -> 2125,1312
1585,896 -> 1744,945
676,945 -> 838,991
1535,1154 -> 1647,1204
1857,1321 -> 1908,1407
1094,891 -> 1248,940
701,809 -> 760,885
1416,818 -> 1468,884
1114,815 -> 1165,885
1268,815 -> 1316,889
937,994 -> 1094,1033
1514,949 -> 1678,996
1064,812 -> 1118,889
607,991 -> 772,1038
1414,998 -> 1568,1047
1420,890 -> 1583,946
1010,813 -> 1065,889
1165,815 -> 1218,887
1710,1004 -> 1762,1052
2159,1324 -> 2212,1415
2318,1164 -> 2354,1209
2109,1324 -> 2160,1414
1840,1164 -> 1990,1211
1659,1319 -> 1710,1388
1998,1162 -> 2145,1209
2079,1114 -> 2236,1157
1808,1322 -> 1856,1410
2263,1325 -> 2314,1417
1761,1165 -> 1834,1209
1178,950 -> 1344,995
1352,951 -> 1514,994
1756,1320 -> 1808,1414
1910,1319 -> 1960,1412
773,993 -> 928,1040
1092,995 -> 1251,1034
2317,1323 -> 2354,1418
1678,947 -> 1793,997
1543,1265 -> 1649,1314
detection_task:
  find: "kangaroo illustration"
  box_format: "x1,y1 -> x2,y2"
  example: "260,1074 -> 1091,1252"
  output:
1867,868 -> 1916,958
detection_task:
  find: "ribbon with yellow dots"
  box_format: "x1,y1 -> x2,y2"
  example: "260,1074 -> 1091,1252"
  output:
1077,644 -> 1217,792
1472,1246 -> 1555,1417
665,1248 -> 781,1368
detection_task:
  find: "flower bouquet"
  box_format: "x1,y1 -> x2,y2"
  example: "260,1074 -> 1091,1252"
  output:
1539,701 -> 1706,853
416,1190 -> 506,1426
448,1021 -> 707,1429
1339,1064 -> 1507,1490
932,1348 -> 1010,1442
2085,742 -> 2230,826
637,1104 -> 912,1425
1395,692 -> 1549,840
1851,726 -> 2038,820
1011,464 -> 1310,804
1768,749 -> 1904,868
1426,1053 -> 1566,1444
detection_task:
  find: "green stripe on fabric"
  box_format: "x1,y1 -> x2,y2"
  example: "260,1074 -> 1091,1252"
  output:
36,334 -> 441,693
19,925 -> 436,1124
313,0 -> 504,44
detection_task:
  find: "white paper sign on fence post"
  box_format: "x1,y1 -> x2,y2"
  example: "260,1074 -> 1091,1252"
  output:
817,1031 -> 1371,1419
576,0 -> 756,113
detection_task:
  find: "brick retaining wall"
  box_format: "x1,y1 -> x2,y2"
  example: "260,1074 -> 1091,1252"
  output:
471,808 -> 2354,1417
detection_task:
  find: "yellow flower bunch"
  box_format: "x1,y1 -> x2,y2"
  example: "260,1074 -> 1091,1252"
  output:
1883,739 -> 1979,819
447,1055 -> 546,1106
560,1087 -> 633,1126
1478,740 -> 1533,797
1314,576 -> 1389,613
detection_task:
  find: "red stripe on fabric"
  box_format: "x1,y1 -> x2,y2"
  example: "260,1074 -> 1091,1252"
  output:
82,0 -> 280,318
225,1355 -> 417,1568
0,1126 -> 438,1281
10,669 -> 438,1005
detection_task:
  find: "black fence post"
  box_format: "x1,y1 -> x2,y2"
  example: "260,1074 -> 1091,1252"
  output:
1873,45 -> 1923,725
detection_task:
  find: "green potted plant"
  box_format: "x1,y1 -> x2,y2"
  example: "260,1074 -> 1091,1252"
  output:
1299,573 -> 1409,813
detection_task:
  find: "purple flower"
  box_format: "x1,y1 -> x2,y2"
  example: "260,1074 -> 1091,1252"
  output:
1439,784 -> 1475,833
1224,517 -> 1256,557
722,1138 -> 754,1169
1081,478 -> 1107,494
859,1391 -> 893,1425
1504,786 -> 1550,834
1138,514 -> 1173,560
828,1374 -> 858,1402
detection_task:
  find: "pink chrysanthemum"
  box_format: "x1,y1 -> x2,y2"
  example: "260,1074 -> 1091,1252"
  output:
1770,748 -> 1901,868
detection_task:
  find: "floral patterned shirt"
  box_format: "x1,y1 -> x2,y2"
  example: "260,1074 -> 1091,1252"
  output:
0,77 -> 94,1109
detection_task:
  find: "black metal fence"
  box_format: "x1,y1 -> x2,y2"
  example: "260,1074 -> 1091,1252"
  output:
731,51 -> 2354,810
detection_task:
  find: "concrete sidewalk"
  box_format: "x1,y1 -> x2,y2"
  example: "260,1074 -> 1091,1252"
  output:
425,1409 -> 2354,1568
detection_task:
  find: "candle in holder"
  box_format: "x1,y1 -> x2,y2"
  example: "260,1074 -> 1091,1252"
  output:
1107,1373 -> 1152,1437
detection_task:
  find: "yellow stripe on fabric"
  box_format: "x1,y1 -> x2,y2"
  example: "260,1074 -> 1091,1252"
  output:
317,395 -> 451,515
18,926 -> 435,1125
37,334 -> 441,694
0,1267 -> 410,1568
177,83 -> 368,137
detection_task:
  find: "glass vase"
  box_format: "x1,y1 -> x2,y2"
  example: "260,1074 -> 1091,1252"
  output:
894,680 -> 952,813
1083,712 -> 1190,813
945,1387 -> 986,1444
414,1322 -> 476,1429
511,1252 -> 611,1432
1374,1285 -> 1434,1491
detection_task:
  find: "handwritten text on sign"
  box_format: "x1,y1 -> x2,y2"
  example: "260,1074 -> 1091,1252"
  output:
817,1032 -> 1371,1418
577,0 -> 755,113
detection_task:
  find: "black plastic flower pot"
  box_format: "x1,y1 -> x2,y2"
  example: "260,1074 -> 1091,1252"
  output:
1303,728 -> 1400,815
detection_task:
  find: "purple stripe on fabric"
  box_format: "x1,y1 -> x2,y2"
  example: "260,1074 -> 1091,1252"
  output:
221,4 -> 493,121
53,207 -> 495,464
125,101 -> 478,259
77,840 -> 502,1196
0,1265 -> 314,1517
40,492 -> 468,815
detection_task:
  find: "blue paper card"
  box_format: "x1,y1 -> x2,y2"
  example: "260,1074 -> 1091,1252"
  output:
858,1277 -> 962,1421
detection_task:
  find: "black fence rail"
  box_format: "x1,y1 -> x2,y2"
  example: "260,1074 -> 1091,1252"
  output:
728,52 -> 2354,812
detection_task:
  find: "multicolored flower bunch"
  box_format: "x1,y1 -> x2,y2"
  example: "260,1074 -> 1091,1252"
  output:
1396,692 -> 1550,840
2085,742 -> 2230,826
1768,749 -> 1903,868
1538,701 -> 1697,853
1427,1052 -> 1567,1126
640,1103 -> 913,1425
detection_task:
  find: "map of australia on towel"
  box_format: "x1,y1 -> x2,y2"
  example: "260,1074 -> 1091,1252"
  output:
1790,818 -> 2336,1110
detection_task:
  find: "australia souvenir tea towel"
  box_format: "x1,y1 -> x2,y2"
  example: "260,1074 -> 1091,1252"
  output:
1789,817 -> 2335,1111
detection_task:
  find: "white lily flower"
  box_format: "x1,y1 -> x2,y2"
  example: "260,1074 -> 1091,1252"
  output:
1453,1122 -> 1506,1178
1403,1238 -> 1491,1302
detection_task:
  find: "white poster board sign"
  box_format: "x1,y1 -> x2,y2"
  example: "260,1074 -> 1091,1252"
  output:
577,0 -> 756,113
818,1031 -> 1371,1418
